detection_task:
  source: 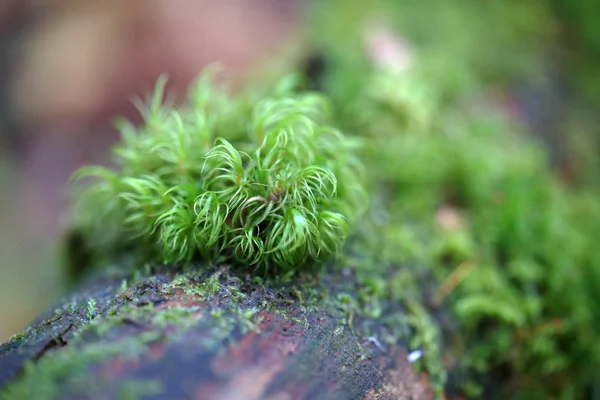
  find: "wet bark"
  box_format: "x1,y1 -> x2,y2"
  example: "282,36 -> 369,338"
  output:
0,264 -> 432,400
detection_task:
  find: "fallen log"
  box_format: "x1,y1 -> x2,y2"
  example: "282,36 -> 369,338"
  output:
0,263 -> 433,400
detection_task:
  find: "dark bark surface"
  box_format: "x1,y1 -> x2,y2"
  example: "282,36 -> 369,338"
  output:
0,264 -> 432,400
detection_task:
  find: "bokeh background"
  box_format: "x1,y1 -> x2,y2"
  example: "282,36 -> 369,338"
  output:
1,0 -> 599,344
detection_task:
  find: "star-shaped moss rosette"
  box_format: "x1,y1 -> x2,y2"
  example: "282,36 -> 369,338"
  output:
71,72 -> 366,271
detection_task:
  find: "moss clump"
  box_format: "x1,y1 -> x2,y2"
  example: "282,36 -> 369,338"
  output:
72,73 -> 365,271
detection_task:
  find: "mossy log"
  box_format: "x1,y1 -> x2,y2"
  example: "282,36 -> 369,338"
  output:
0,264 -> 432,399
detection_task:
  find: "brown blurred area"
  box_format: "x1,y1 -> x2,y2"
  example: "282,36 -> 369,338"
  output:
0,0 -> 302,341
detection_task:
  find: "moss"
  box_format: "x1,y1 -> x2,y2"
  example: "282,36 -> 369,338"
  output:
85,299 -> 97,321
0,268 -> 247,398
308,0 -> 600,397
1,335 -> 163,400
71,72 -> 366,273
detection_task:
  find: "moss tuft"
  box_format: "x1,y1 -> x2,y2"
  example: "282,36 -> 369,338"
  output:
71,72 -> 366,272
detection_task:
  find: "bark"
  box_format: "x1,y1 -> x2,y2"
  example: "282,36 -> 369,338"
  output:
0,264 -> 433,400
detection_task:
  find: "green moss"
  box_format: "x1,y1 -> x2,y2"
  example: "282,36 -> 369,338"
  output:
85,299 -> 97,321
1,268 -> 273,399
1,329 -> 163,400
307,1 -> 600,398
71,72 -> 366,272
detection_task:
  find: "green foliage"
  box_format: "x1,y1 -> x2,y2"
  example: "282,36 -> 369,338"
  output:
71,72 -> 365,271
308,0 -> 600,398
